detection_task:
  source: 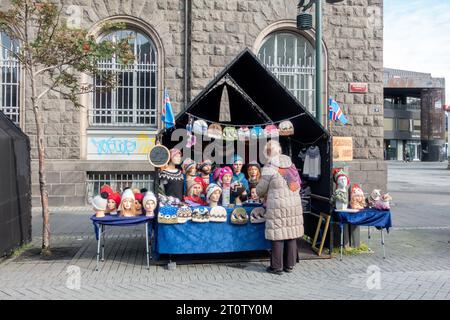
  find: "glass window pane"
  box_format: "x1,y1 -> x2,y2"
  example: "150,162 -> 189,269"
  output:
92,29 -> 157,127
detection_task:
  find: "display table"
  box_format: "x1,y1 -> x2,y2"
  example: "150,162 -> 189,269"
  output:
90,215 -> 154,271
155,205 -> 270,256
334,208 -> 392,260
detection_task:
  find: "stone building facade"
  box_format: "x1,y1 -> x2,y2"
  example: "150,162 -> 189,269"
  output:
0,0 -> 385,206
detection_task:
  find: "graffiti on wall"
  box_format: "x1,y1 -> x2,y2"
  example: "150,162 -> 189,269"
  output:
87,132 -> 155,160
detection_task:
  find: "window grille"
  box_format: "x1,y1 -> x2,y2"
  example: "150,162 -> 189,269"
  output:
90,29 -> 158,127
258,32 -> 316,114
86,172 -> 155,204
0,32 -> 20,125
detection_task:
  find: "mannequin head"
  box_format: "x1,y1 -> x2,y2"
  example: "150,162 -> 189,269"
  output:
232,155 -> 244,175
206,184 -> 222,207
198,159 -> 213,175
134,193 -> 144,213
217,166 -> 233,187
250,187 -> 259,201
143,191 -> 157,217
92,192 -> 108,218
247,162 -> 261,183
106,192 -> 121,214
119,189 -> 136,217
170,148 -> 182,166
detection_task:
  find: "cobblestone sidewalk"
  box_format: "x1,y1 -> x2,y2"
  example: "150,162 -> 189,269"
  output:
1,208 -> 450,300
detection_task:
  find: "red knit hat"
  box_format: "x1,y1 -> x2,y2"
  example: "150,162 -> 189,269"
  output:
108,192 -> 121,206
134,193 -> 144,203
100,185 -> 113,196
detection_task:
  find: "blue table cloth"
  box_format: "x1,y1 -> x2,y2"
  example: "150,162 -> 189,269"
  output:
156,205 -> 271,255
334,208 -> 392,231
90,214 -> 154,240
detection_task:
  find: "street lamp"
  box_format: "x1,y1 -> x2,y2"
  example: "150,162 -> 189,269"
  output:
297,0 -> 344,126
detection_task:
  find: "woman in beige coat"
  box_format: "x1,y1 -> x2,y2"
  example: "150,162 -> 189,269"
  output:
256,140 -> 304,274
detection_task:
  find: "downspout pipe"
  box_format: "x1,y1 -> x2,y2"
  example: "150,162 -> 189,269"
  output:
184,0 -> 192,110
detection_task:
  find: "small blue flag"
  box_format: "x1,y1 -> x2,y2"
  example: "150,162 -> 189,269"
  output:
162,89 -> 175,129
328,98 -> 347,125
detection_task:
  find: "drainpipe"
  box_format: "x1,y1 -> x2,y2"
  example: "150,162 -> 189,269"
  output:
184,0 -> 192,109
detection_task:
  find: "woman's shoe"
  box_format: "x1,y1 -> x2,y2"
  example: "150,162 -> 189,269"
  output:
283,266 -> 294,273
266,266 -> 283,275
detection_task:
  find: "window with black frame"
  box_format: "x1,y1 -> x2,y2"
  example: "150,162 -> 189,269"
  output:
91,29 -> 158,128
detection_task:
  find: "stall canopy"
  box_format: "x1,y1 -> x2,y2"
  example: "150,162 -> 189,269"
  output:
0,112 -> 32,257
161,49 -> 333,245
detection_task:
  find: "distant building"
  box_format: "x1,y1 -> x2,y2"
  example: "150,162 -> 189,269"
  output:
383,68 -> 446,162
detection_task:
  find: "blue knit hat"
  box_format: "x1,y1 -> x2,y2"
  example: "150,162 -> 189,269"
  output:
232,154 -> 244,164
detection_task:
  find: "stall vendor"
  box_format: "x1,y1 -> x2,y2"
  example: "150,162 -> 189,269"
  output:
184,176 -> 208,206
231,154 -> 249,192
158,148 -> 184,201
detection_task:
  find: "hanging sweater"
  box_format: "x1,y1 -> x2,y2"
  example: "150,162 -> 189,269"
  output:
303,146 -> 321,181
159,169 -> 184,201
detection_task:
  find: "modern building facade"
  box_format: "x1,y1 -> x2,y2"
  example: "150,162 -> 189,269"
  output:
383,68 -> 446,161
0,0 -> 385,206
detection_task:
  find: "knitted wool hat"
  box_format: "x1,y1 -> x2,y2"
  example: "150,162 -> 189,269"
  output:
121,189 -> 135,202
209,206 -> 227,222
351,184 -> 364,196
264,124 -> 279,138
134,193 -> 144,203
182,158 -> 197,174
247,161 -> 261,172
232,154 -> 244,164
108,192 -> 121,206
222,127 -> 238,141
143,191 -> 157,206
333,169 -> 350,186
217,166 -> 233,183
207,123 -> 222,139
92,192 -> 108,211
198,159 -> 213,172
237,126 -> 250,141
100,185 -> 113,197
206,183 -> 222,200
279,120 -> 294,136
193,120 -> 208,135
250,126 -> 264,139
186,176 -> 206,196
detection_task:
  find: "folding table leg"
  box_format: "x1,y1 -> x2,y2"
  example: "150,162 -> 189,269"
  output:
381,229 -> 386,259
340,225 -> 344,261
101,225 -> 105,262
145,222 -> 150,270
96,224 -> 102,271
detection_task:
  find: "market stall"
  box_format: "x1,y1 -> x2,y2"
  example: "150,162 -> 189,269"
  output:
154,49 -> 334,258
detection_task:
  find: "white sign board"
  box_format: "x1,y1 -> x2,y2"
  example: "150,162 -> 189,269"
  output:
87,130 -> 156,161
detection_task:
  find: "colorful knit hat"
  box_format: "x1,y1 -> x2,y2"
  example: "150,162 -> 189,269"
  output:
108,192 -> 121,206
279,120 -> 294,136
206,183 -> 222,200
333,169 -> 350,186
264,124 -> 279,138
186,176 -> 206,196
217,166 -> 233,183
134,193 -> 144,203
182,158 -> 197,174
100,185 -> 113,197
142,191 -> 157,205
193,120 -> 208,135
237,126 -> 250,141
232,154 -> 244,164
250,126 -> 264,139
92,193 -> 108,211
198,159 -> 213,171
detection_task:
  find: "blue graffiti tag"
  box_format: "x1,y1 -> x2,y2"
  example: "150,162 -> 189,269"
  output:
92,137 -> 137,155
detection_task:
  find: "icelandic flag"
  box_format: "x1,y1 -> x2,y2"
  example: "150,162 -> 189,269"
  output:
162,89 -> 175,129
329,98 -> 348,125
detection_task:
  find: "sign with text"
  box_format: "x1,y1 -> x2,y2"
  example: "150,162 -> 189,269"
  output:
87,131 -> 156,161
349,82 -> 368,93
333,137 -> 353,161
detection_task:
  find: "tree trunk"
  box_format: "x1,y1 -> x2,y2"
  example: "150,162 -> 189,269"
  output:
31,79 -> 51,257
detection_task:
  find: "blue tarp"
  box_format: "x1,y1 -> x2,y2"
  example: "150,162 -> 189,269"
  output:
334,209 -> 392,231
156,205 -> 271,255
90,215 -> 154,240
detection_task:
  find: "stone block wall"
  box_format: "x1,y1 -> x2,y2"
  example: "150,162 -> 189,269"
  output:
0,0 -> 387,206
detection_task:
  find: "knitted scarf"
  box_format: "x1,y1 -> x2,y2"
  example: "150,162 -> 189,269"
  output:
278,165 -> 301,192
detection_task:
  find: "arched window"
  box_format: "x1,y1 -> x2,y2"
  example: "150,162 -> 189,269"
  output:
258,32 -> 316,114
91,29 -> 158,127
0,31 -> 20,125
